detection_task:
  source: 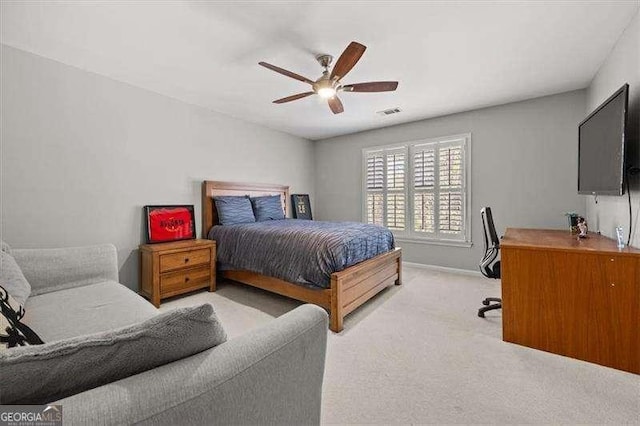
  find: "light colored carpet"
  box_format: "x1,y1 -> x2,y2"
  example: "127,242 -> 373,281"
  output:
160,265 -> 640,424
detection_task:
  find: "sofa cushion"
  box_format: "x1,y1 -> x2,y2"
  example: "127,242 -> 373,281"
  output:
23,281 -> 158,342
0,251 -> 31,306
0,303 -> 227,404
14,245 -> 120,297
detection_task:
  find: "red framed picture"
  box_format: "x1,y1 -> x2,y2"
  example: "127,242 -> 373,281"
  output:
144,205 -> 196,244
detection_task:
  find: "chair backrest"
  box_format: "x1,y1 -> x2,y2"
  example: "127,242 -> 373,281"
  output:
479,207 -> 500,279
482,207 -> 500,249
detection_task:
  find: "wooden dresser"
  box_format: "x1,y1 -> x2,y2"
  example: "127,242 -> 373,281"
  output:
500,228 -> 640,374
140,239 -> 216,307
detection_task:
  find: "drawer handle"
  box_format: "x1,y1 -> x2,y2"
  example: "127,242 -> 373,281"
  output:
184,258 -> 190,263
185,277 -> 190,282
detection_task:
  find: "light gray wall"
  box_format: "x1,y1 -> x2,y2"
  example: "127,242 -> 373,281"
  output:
585,11 -> 640,247
0,45 -> 315,290
314,90 -> 586,271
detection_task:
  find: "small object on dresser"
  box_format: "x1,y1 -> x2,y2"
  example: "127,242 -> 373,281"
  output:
577,217 -> 588,238
139,239 -> 216,307
292,194 -> 312,220
144,205 -> 196,244
565,212 -> 579,234
615,226 -> 625,249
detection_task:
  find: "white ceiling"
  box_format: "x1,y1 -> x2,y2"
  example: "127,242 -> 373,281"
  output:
1,1 -> 638,140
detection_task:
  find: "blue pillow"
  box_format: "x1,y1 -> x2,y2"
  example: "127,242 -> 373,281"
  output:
251,195 -> 285,221
213,196 -> 255,226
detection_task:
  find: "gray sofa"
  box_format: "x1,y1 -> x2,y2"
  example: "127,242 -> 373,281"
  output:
8,244 -> 328,425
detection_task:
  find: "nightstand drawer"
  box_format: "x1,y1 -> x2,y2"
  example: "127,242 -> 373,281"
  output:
160,266 -> 211,296
159,248 -> 210,272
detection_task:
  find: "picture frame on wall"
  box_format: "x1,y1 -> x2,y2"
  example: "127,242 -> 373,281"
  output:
144,205 -> 196,244
291,194 -> 312,220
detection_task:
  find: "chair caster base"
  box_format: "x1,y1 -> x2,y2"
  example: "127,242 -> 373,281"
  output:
478,301 -> 502,318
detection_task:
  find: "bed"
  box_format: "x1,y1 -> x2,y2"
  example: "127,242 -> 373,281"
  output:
202,180 -> 402,332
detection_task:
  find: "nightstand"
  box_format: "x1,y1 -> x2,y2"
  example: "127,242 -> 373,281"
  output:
139,239 -> 216,307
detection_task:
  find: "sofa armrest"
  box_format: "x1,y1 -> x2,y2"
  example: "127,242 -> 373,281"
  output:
12,244 -> 119,296
55,304 -> 328,425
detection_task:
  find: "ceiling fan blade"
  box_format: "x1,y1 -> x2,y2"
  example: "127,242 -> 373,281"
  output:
328,96 -> 344,114
258,62 -> 314,85
342,81 -> 399,92
273,92 -> 315,104
330,41 -> 366,81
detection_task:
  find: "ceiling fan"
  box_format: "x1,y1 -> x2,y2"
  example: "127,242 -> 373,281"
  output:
259,41 -> 398,114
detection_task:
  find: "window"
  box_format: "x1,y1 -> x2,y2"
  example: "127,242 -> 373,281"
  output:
363,134 -> 471,246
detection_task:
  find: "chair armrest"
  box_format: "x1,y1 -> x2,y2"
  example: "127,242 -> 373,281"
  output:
12,244 -> 119,296
55,304 -> 328,425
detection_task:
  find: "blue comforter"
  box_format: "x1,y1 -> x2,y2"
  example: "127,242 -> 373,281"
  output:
208,219 -> 394,289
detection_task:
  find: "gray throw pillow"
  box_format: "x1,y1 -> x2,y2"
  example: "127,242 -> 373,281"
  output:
0,251 -> 31,306
0,303 -> 226,404
213,195 -> 256,226
251,195 -> 285,221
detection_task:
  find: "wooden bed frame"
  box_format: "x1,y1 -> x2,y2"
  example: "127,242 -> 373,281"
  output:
202,180 -> 402,332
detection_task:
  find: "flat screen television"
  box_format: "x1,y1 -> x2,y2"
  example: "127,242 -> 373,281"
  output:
578,83 -> 629,195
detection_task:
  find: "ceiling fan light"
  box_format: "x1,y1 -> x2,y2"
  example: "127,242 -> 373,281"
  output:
318,87 -> 337,99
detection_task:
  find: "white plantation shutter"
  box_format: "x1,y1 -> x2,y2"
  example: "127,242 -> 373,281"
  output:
414,192 -> 435,233
386,151 -> 405,230
438,144 -> 464,236
366,193 -> 384,225
364,134 -> 469,244
366,153 -> 384,226
366,155 -> 384,189
439,192 -> 463,232
413,147 -> 436,233
364,148 -> 408,231
386,193 -> 405,230
414,149 -> 435,188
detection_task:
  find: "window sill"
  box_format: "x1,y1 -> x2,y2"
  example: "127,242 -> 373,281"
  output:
394,236 -> 473,248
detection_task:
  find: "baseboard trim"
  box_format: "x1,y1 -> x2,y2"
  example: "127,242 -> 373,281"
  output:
403,261 -> 482,277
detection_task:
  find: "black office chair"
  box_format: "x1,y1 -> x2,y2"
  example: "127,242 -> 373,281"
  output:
478,207 -> 501,318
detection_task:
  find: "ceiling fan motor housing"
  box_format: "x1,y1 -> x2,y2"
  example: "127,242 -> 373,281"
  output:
315,54 -> 333,69
313,70 -> 339,94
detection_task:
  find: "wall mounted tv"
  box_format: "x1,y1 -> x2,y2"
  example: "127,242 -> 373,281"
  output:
578,83 -> 629,195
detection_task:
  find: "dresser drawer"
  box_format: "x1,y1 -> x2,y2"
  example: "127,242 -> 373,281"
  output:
160,266 -> 211,296
159,248 -> 211,273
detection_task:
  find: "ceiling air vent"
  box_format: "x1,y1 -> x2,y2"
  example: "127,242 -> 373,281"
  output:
377,107 -> 402,116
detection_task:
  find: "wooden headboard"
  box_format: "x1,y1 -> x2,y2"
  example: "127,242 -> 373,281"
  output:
201,181 -> 290,238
